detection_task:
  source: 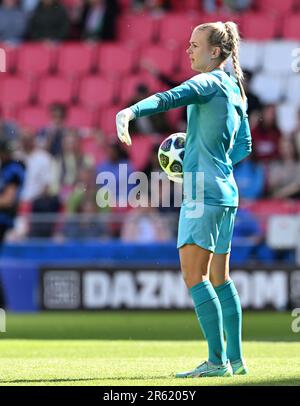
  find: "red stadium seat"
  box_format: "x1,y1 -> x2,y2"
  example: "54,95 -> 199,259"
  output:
18,106 -> 49,129
282,13 -> 300,39
57,43 -> 97,76
140,45 -> 177,76
157,13 -> 197,45
17,43 -> 55,76
67,107 -> 95,128
170,0 -> 200,12
241,12 -> 279,40
0,75 -> 32,106
38,76 -> 74,106
118,73 -> 162,105
117,13 -> 157,44
255,0 -> 296,15
99,106 -> 121,137
79,76 -> 116,108
97,42 -> 137,75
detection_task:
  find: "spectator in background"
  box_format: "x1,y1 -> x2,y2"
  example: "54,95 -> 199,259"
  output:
74,0 -> 120,41
0,107 -> 19,142
96,142 -> 134,203
62,197 -> 106,239
0,0 -> 27,43
132,0 -> 171,15
29,185 -> 61,238
22,0 -> 39,14
52,129 -> 92,202
0,137 -> 25,307
234,149 -> 266,200
128,84 -> 174,135
223,0 -> 253,12
121,193 -> 172,242
26,0 -> 70,41
18,127 -> 54,203
267,137 -> 300,199
243,70 -> 262,129
251,104 -> 282,163
38,103 -> 68,157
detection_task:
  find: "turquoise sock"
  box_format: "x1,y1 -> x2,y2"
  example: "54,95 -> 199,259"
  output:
189,280 -> 227,365
214,279 -> 243,363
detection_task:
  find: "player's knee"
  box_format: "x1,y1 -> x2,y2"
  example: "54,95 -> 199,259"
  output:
181,266 -> 209,287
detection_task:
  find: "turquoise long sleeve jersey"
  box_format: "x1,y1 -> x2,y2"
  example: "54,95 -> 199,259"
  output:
129,68 -> 252,207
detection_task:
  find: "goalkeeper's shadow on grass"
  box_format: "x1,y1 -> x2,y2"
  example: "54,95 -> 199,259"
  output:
0,375 -> 172,384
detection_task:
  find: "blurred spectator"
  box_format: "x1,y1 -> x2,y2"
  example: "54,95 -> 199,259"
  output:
132,0 -> 171,15
267,138 -> 300,199
96,142 -> 134,203
121,194 -> 172,242
26,0 -> 70,41
67,164 -> 107,212
233,205 -> 262,243
223,0 -> 252,12
52,129 -> 92,201
62,197 -> 106,239
38,103 -> 69,157
243,70 -> 262,129
234,151 -> 266,200
18,127 -> 54,202
74,0 -> 120,41
128,84 -> 174,135
29,185 -> 61,237
251,104 -> 282,163
0,137 -> 25,307
22,0 -> 39,14
0,107 -> 18,142
0,0 -> 27,43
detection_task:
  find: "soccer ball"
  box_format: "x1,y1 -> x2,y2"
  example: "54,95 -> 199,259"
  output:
158,132 -> 186,183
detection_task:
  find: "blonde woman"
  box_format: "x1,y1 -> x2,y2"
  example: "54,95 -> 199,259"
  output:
116,21 -> 251,378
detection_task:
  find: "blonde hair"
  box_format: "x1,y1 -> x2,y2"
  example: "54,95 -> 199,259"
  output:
195,21 -> 246,103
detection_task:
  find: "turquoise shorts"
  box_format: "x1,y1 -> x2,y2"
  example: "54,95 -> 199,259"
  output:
177,202 -> 238,254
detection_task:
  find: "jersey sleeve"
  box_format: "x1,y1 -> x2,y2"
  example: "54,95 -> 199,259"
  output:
129,74 -> 217,118
229,114 -> 252,166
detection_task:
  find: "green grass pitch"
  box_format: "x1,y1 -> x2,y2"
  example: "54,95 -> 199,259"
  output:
0,311 -> 300,386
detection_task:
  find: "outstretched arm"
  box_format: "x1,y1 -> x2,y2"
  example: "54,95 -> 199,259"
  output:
116,76 -> 216,146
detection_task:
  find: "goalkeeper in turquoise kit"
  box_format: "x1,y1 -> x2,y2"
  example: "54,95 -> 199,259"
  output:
116,21 -> 251,378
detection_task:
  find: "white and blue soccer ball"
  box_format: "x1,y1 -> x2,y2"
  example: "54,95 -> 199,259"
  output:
158,132 -> 186,182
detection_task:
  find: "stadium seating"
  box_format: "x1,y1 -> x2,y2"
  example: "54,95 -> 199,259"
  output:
17,106 -> 49,129
57,43 -> 97,76
17,44 -> 55,76
38,76 -> 74,106
97,42 -> 138,75
241,12 -> 280,40
117,13 -> 157,44
118,73 -> 162,104
286,75 -> 300,107
66,107 -> 96,128
282,14 -> 300,39
78,76 -> 116,108
251,72 -> 286,104
262,41 -> 300,75
0,75 -> 33,106
157,13 -> 197,45
276,103 -> 300,134
139,45 -> 178,75
239,41 -> 265,72
256,0 -> 297,15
